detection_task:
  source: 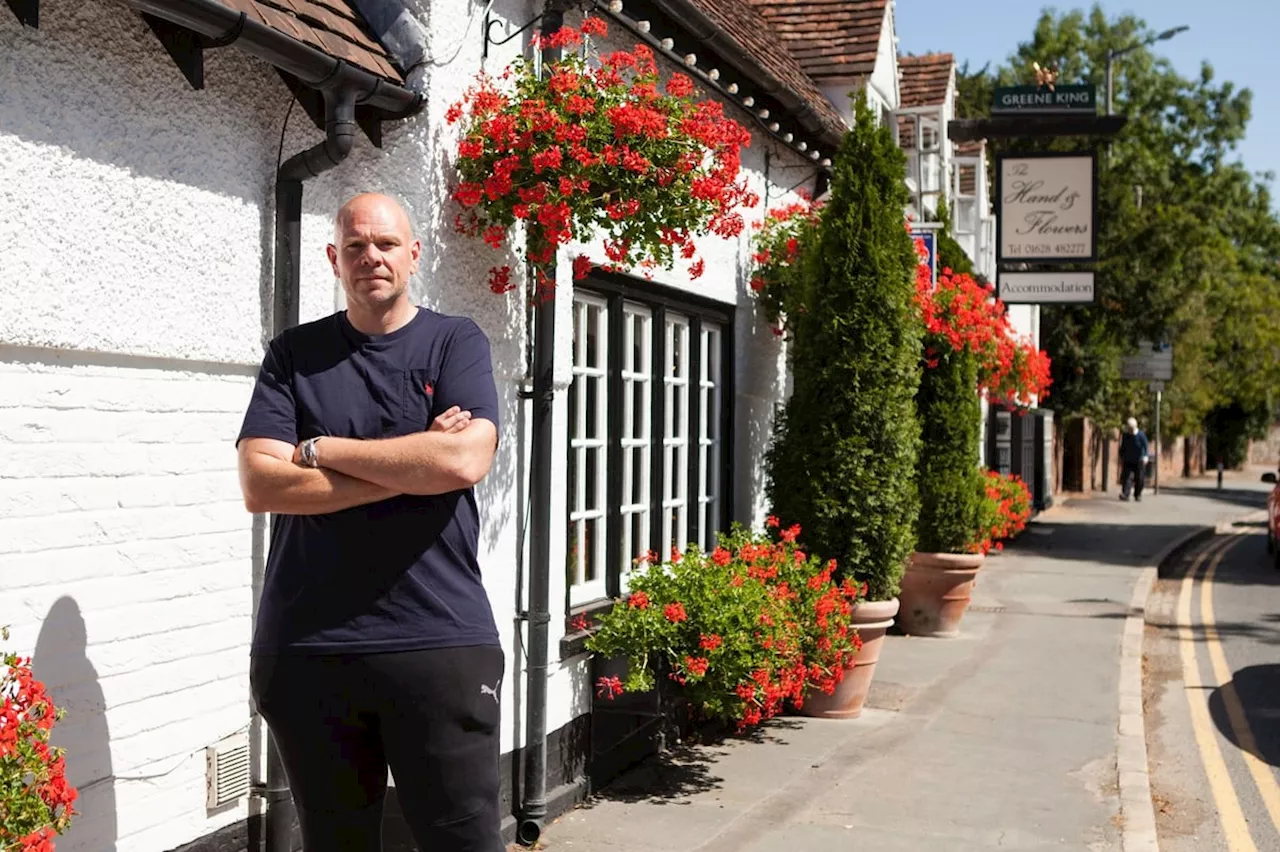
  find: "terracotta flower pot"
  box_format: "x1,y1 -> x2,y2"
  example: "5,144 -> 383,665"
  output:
798,597 -> 900,720
896,551 -> 985,637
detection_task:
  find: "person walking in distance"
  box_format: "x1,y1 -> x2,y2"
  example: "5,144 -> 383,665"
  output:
1119,416 -> 1151,502
236,193 -> 504,851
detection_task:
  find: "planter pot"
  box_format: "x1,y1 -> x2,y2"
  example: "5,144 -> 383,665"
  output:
797,597 -> 900,720
896,551 -> 985,637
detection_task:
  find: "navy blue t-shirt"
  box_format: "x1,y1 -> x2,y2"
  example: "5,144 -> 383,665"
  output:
236,307 -> 501,655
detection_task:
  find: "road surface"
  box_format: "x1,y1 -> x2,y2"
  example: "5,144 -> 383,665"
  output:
1145,504 -> 1280,852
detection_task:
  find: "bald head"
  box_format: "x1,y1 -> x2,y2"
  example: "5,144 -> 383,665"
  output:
327,193 -> 421,319
334,193 -> 414,244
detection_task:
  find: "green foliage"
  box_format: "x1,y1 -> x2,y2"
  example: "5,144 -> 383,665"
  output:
915,349 -> 984,553
934,196 -> 975,278
765,93 -> 923,601
965,6 -> 1280,438
1205,401 -> 1272,469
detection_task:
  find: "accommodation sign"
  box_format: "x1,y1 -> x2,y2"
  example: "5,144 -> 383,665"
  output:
998,271 -> 1094,304
992,84 -> 1097,114
996,153 -> 1096,264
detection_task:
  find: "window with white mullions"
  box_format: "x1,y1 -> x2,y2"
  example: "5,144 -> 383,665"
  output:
698,323 -> 723,550
564,278 -> 733,611
567,293 -> 609,606
620,302 -> 652,589
662,313 -> 691,559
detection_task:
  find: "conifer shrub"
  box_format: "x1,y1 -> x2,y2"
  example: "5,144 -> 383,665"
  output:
764,94 -> 923,602
915,347 -> 984,553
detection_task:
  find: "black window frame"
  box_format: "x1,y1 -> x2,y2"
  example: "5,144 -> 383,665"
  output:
565,271 -> 736,613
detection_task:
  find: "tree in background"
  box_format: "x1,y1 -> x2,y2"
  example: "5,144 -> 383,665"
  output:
955,6 -> 1280,462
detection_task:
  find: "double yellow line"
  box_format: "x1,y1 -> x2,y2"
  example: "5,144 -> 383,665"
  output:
1177,532 -> 1280,849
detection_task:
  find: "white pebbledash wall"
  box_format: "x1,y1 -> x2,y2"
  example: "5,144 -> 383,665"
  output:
0,0 -> 804,849
0,1 -> 292,848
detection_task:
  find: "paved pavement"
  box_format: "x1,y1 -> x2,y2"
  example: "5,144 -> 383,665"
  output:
1143,472 -> 1280,851
530,473 -> 1267,852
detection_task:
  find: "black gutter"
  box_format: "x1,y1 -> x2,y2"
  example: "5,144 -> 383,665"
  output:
640,0 -> 843,149
122,0 -> 424,117
517,1 -> 569,844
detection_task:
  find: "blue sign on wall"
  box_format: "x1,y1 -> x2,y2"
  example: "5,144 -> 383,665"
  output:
911,228 -> 938,287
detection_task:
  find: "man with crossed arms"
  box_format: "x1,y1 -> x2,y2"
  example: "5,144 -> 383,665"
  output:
236,192 -> 504,851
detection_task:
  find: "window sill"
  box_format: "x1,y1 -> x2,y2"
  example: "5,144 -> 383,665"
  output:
559,598 -> 616,660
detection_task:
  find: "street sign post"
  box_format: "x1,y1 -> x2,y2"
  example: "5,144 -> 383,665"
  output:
1119,342 -> 1172,495
1120,341 -> 1173,382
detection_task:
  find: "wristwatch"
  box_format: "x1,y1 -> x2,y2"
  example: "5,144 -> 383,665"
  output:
299,436 -> 323,468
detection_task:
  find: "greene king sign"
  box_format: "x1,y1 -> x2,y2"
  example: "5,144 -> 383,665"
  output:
995,153 -> 1097,264
992,84 -> 1097,114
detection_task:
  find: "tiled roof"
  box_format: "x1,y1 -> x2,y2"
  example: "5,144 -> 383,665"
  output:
686,0 -> 848,143
898,52 -> 952,107
216,0 -> 403,82
746,0 -> 887,83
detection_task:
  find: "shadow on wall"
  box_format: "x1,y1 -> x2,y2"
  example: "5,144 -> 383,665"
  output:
732,300 -> 786,527
32,596 -> 117,852
418,117 -> 526,558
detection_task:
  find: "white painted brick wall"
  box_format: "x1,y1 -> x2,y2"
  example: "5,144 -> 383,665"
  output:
0,353 -> 258,851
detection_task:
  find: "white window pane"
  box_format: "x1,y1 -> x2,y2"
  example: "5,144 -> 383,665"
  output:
698,323 -> 723,550
568,292 -> 609,606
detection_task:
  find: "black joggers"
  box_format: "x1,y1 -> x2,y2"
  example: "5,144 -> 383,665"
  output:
250,644 -> 505,852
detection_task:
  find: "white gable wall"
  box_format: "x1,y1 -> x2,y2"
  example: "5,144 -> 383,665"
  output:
820,0 -> 899,127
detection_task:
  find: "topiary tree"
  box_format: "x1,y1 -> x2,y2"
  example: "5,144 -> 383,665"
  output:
933,195 -> 975,278
765,93 -> 923,602
915,198 -> 984,553
915,346 -> 984,552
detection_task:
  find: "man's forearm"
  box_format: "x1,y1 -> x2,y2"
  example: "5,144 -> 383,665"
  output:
316,426 -> 493,496
242,453 -> 400,515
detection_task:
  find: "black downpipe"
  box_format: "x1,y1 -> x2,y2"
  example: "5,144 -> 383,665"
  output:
517,3 -> 566,845
264,90 -> 360,852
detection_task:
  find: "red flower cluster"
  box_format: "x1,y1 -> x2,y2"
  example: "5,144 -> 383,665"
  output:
747,191 -> 823,335
447,18 -> 758,304
1,630 -> 78,850
973,471 -> 1033,554
912,236 -> 1052,406
585,521 -> 864,733
595,674 -> 624,699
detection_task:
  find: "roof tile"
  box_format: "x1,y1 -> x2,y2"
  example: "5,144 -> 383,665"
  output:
898,52 -> 953,108
746,0 -> 887,83
212,0 -> 403,83
684,0 -> 848,143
